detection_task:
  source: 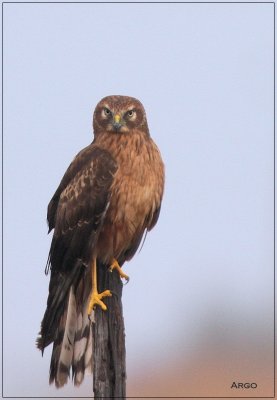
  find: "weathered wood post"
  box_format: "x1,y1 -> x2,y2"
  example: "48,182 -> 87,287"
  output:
93,264 -> 126,399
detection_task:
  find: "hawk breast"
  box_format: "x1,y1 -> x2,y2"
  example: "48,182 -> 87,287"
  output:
95,131 -> 164,264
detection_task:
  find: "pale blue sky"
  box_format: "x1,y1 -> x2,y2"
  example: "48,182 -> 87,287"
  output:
2,2 -> 274,397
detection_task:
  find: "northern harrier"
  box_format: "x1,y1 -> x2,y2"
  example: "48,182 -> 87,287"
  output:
37,95 -> 165,387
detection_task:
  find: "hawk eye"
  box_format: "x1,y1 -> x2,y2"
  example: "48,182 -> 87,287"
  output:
127,110 -> 135,117
104,107 -> 111,116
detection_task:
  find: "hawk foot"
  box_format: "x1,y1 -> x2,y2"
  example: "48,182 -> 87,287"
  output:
109,258 -> 129,282
87,289 -> 112,314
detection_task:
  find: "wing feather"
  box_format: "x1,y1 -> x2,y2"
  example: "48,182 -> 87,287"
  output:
38,145 -> 117,352
47,143 -> 97,232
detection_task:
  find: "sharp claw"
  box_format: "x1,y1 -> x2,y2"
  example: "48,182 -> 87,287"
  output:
87,289 -> 112,314
109,259 -> 129,282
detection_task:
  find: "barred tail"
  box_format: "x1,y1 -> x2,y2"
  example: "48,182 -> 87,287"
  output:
49,286 -> 77,387
49,277 -> 93,388
37,267 -> 94,388
72,278 -> 93,386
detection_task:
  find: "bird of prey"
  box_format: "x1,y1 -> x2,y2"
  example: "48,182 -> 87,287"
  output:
37,95 -> 165,388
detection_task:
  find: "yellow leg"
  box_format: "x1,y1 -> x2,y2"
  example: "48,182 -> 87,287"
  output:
109,258 -> 129,282
87,257 -> 112,315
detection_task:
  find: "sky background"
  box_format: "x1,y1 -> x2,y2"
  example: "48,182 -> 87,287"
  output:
2,2 -> 275,398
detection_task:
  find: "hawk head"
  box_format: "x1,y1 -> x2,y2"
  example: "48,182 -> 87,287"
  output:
93,95 -> 149,136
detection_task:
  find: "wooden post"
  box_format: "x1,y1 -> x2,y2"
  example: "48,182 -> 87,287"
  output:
93,264 -> 126,399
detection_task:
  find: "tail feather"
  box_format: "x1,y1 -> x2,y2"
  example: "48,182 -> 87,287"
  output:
49,286 -> 77,387
72,273 -> 93,386
84,323 -> 93,374
47,271 -> 93,388
38,263 -> 95,388
72,321 -> 93,386
37,261 -> 85,351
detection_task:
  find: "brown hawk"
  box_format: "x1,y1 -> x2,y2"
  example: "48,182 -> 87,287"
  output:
37,95 -> 165,387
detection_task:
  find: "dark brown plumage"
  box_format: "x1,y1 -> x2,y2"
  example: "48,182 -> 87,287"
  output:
37,95 -> 165,388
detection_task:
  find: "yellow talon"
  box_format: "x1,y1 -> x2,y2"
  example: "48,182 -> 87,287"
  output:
109,258 -> 129,282
87,289 -> 112,314
87,257 -> 112,315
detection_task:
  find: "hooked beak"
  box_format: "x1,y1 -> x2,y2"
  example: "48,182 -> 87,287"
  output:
112,113 -> 122,131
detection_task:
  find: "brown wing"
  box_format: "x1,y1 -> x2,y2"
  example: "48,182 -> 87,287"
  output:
47,143 -> 97,233
38,145 -> 117,350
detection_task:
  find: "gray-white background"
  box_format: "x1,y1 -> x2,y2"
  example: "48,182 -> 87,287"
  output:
3,2 -> 274,398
